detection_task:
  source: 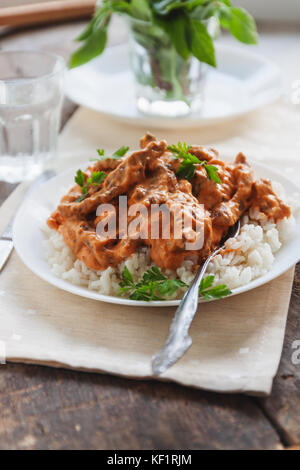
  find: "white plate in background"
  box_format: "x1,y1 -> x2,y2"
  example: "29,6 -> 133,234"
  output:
65,44 -> 282,129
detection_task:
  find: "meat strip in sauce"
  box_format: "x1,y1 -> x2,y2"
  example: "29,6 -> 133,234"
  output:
48,135 -> 291,271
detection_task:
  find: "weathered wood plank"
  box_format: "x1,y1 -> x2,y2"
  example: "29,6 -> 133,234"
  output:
259,263 -> 300,446
0,364 -> 282,450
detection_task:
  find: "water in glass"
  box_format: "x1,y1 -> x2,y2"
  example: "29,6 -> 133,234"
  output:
0,51 -> 65,183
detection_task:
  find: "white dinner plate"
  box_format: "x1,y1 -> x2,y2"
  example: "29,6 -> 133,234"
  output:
65,44 -> 281,129
13,160 -> 300,307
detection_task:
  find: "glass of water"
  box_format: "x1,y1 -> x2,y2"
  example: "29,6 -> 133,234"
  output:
0,51 -> 65,183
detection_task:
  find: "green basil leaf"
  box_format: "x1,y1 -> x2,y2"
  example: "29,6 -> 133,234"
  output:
152,0 -> 182,15
70,28 -> 108,68
76,8 -> 109,42
218,4 -> 231,29
131,0 -> 152,21
76,16 -> 98,42
111,1 -> 134,15
188,19 -> 216,67
228,7 -> 258,44
159,15 -> 190,60
153,0 -> 208,15
185,0 -> 208,10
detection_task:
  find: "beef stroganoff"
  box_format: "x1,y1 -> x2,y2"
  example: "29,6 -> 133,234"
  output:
45,134 -> 295,301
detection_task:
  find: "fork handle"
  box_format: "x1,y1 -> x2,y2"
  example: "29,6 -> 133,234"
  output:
152,220 -> 240,376
151,254 -> 214,375
170,255 -> 212,339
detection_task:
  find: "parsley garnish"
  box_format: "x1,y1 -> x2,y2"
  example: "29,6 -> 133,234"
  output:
112,146 -> 130,158
77,186 -> 89,203
75,169 -> 85,187
167,142 -> 221,183
198,274 -> 232,300
74,169 -> 89,202
91,146 -> 130,161
96,148 -> 105,157
119,266 -> 186,301
87,171 -> 106,186
74,169 -> 106,202
118,266 -> 231,302
204,164 -> 221,183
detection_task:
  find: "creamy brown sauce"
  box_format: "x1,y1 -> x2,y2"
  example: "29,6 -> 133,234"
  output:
48,134 -> 291,271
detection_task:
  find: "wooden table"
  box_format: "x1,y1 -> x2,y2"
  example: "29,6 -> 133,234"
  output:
0,20 -> 300,451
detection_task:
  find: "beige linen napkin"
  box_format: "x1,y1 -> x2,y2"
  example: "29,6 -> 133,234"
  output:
0,102 -> 298,395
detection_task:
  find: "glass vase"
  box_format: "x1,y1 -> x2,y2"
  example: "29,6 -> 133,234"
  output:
128,18 -> 217,117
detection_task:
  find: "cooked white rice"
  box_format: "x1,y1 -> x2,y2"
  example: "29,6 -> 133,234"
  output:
43,182 -> 299,300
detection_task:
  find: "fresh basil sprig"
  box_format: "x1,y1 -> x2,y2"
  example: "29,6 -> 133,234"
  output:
119,266 -> 231,301
69,7 -> 111,68
168,141 -> 221,183
70,0 -> 257,69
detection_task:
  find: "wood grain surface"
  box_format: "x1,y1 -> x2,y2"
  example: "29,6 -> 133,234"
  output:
0,20 -> 299,450
0,1 -> 96,27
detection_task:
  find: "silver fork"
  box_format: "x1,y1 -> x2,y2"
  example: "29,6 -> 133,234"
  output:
152,219 -> 241,376
0,170 -> 56,272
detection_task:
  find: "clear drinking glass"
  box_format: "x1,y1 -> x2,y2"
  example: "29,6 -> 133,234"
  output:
0,51 -> 65,183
